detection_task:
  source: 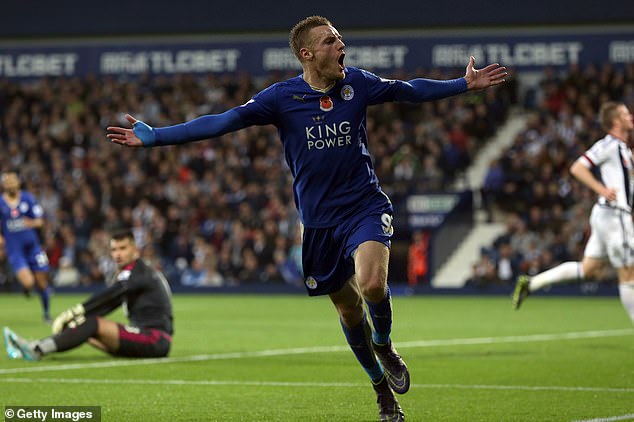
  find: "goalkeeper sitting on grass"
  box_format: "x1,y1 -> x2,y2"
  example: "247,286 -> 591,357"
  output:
3,229 -> 173,361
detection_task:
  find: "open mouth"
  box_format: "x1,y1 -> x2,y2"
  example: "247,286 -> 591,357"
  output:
338,52 -> 345,69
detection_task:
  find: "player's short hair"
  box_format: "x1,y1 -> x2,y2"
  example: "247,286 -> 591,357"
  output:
599,101 -> 623,132
0,168 -> 19,183
110,228 -> 135,243
289,16 -> 333,60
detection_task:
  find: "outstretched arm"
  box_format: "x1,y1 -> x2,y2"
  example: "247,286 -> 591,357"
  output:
395,56 -> 507,102
107,109 -> 247,147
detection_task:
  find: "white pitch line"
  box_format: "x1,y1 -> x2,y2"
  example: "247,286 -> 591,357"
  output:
3,377 -> 634,394
396,328 -> 634,348
572,414 -> 634,422
0,328 -> 632,375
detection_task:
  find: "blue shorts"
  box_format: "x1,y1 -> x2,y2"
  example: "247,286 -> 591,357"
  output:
301,196 -> 393,296
7,241 -> 49,273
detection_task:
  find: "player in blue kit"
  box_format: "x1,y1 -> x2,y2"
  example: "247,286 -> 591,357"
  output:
107,16 -> 506,421
0,170 -> 52,322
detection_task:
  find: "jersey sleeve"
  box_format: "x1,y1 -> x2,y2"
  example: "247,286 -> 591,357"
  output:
359,68 -> 402,105
358,67 -> 467,105
581,141 -> 609,168
82,282 -> 126,316
233,84 -> 279,126
81,265 -> 148,316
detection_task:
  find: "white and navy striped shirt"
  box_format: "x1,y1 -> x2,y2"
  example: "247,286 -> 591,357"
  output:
580,134 -> 634,212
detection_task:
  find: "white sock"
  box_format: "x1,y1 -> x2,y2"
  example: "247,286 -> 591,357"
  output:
529,261 -> 584,292
34,338 -> 57,355
618,283 -> 634,324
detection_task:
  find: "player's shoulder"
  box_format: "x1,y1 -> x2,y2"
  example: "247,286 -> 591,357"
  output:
346,66 -> 384,79
591,134 -> 621,151
345,66 -> 372,80
266,75 -> 304,93
249,76 -> 303,105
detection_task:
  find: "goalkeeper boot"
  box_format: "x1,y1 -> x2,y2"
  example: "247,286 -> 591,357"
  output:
373,375 -> 405,422
512,275 -> 531,310
3,327 -> 22,359
3,327 -> 40,361
372,340 -> 410,394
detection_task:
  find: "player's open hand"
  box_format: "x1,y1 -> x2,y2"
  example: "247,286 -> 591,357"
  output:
464,56 -> 507,91
107,114 -> 145,147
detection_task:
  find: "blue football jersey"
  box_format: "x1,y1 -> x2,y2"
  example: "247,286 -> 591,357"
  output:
234,67 -> 402,228
0,191 -> 44,246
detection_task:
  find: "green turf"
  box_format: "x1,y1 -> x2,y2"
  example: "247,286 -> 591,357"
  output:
1,292 -> 633,421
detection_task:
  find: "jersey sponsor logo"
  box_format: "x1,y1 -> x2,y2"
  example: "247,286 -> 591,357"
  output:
319,95 -> 333,112
6,218 -> 25,232
340,85 -> 354,101
305,121 -> 352,150
305,276 -> 318,290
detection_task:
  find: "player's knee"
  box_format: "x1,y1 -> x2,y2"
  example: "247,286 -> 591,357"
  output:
16,269 -> 35,289
359,275 -> 387,302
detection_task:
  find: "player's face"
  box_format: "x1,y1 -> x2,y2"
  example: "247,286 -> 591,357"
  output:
305,25 -> 346,82
617,105 -> 634,131
110,238 -> 139,269
1,173 -> 20,196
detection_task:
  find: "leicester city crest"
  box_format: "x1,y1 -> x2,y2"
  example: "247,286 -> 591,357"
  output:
340,85 -> 354,101
305,276 -> 318,290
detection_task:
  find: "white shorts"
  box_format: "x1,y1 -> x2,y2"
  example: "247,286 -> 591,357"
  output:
584,204 -> 634,268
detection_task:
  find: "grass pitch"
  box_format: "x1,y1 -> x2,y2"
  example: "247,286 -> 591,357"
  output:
1,292 -> 633,421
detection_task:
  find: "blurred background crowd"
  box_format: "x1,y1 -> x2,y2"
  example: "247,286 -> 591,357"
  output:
3,61 -> 633,290
0,67 -> 516,288
469,63 -> 634,288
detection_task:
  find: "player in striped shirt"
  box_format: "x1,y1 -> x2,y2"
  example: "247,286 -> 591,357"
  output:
513,102 -> 634,325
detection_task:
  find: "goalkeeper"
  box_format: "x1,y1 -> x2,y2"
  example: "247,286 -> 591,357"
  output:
3,229 -> 173,361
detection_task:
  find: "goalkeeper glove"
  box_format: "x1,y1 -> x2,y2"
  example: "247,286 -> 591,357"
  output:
51,304 -> 86,335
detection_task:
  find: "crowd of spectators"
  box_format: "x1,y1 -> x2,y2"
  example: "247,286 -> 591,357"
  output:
0,67 -> 515,288
469,63 -> 634,288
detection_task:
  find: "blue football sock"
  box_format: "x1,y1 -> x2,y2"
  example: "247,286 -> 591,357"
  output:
366,286 -> 393,345
340,316 -> 384,382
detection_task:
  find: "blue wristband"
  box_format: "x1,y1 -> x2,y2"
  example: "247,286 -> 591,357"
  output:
132,120 -> 157,147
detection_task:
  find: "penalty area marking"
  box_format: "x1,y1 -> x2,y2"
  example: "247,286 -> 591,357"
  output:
2,377 -> 634,395
0,328 -> 632,375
